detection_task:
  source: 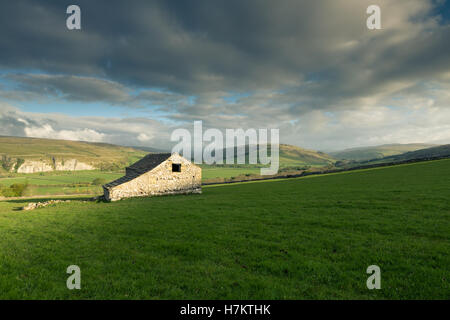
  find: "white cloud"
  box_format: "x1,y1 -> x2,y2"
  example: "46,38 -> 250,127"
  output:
24,124 -> 106,142
137,133 -> 152,142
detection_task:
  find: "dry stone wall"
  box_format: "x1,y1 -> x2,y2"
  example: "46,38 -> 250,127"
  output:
105,153 -> 201,201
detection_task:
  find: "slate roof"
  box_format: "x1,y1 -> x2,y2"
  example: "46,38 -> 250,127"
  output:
103,153 -> 172,189
127,153 -> 172,174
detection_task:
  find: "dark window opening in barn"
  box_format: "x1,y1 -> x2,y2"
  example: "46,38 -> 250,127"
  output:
172,163 -> 181,172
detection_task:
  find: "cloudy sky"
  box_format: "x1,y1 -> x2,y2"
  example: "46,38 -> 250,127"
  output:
0,0 -> 449,151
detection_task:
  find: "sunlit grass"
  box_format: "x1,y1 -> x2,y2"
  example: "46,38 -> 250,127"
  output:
0,159 -> 448,299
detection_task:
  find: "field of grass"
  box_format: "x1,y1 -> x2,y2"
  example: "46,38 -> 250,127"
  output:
0,159 -> 448,299
0,171 -> 123,186
0,168 -> 265,197
201,167 -> 262,180
0,171 -> 124,197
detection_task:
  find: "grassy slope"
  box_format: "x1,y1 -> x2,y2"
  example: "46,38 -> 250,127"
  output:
0,159 -> 448,299
372,144 -> 450,163
0,136 -> 334,168
329,143 -> 436,161
0,138 -> 336,197
0,137 -> 334,185
278,144 -> 334,166
0,136 -> 146,167
213,144 -> 335,168
201,167 -> 261,180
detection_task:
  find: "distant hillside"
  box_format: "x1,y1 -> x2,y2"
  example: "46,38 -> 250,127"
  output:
0,136 -> 147,173
130,146 -> 170,153
206,144 -> 335,168
330,143 -> 437,161
278,144 -> 335,167
372,144 -> 450,163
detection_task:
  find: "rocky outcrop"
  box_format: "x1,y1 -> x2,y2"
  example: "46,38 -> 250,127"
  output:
54,159 -> 95,171
16,161 -> 53,173
16,159 -> 95,173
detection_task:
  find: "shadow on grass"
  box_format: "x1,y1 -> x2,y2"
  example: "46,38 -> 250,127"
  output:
2,196 -> 96,204
5,196 -> 107,212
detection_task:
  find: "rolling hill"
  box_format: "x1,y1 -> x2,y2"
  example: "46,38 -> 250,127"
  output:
130,146 -> 170,153
369,144 -> 450,163
0,136 -> 147,172
278,144 -> 335,167
212,144 -> 335,168
329,143 -> 436,161
0,136 -> 336,174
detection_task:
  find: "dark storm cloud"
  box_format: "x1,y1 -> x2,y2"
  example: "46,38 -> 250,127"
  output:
1,0 -> 447,99
1,73 -> 191,108
1,0 -> 450,149
5,74 -> 130,103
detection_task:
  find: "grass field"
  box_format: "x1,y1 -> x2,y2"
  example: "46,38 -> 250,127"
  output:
0,171 -> 124,197
0,159 -> 449,299
0,168 -> 265,197
0,167 -> 263,186
0,171 -> 123,186
201,167 -> 262,180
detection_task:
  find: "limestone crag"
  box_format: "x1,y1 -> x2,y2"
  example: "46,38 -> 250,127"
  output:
16,161 -> 54,173
15,159 -> 95,173
54,159 -> 95,171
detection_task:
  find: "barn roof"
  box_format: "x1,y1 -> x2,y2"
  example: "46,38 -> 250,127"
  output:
127,152 -> 172,174
103,153 -> 172,189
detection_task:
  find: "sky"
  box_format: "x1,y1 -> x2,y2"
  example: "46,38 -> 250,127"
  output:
0,0 -> 449,151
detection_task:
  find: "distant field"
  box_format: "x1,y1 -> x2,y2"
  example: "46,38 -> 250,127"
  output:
0,168 -> 263,197
0,171 -> 123,186
0,159 -> 448,299
201,167 -> 261,180
0,171 -> 124,197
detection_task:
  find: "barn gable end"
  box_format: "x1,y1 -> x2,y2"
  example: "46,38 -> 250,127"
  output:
103,153 -> 201,201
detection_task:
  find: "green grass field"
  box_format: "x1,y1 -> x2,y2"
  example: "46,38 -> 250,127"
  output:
0,171 -> 124,197
201,167 -> 262,180
0,168 -> 265,197
0,159 -> 449,299
0,171 -> 123,186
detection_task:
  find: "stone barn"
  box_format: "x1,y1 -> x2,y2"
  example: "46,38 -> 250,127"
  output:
103,152 -> 201,201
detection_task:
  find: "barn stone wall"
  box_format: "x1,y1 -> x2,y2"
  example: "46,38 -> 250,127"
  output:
104,153 -> 201,201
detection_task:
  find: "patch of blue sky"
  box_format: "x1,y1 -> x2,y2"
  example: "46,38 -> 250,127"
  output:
432,0 -> 450,24
0,68 -> 46,76
0,76 -> 19,91
223,92 -> 251,103
187,96 -> 196,105
14,100 -> 170,121
323,111 -> 339,125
